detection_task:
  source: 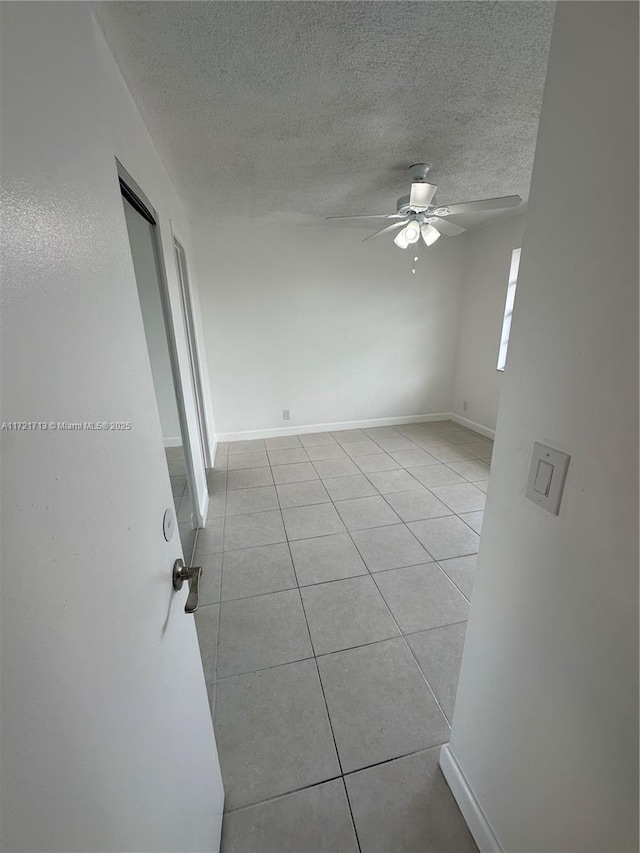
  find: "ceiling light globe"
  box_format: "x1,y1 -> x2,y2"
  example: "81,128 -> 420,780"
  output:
421,223 -> 442,246
393,230 -> 410,249
404,221 -> 421,244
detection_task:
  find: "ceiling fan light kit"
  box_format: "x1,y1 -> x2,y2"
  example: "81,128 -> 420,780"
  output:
393,218 -> 434,250
404,220 -> 421,243
327,161 -> 523,265
421,222 -> 441,246
393,229 -> 410,249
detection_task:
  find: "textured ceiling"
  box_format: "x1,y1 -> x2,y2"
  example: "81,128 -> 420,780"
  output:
95,1 -> 555,226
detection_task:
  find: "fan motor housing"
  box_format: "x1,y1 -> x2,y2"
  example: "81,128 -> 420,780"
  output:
396,194 -> 436,217
408,162 -> 431,182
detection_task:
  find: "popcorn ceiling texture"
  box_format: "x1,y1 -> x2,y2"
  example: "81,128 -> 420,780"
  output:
95,2 -> 554,225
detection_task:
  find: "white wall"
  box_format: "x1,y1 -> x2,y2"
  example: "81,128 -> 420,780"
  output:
94,19 -> 216,498
192,223 -> 466,438
0,4 -> 224,850
451,215 -> 526,434
446,3 -> 638,851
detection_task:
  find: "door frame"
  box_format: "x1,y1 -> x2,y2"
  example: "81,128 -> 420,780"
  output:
172,233 -> 214,469
117,159 -> 205,537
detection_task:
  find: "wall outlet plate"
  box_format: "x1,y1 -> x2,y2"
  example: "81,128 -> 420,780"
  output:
282,409 -> 290,420
525,442 -> 570,515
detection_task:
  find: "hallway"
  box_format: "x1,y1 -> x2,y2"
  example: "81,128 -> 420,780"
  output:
194,420 -> 489,852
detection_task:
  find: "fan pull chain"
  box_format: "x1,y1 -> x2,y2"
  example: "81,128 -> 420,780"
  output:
412,255 -> 419,275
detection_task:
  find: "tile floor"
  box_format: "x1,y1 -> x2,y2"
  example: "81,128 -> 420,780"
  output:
194,420 -> 492,852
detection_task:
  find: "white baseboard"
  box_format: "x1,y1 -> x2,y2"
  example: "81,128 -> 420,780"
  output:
449,413 -> 496,440
439,745 -> 503,853
215,413 -> 452,443
163,436 -> 182,448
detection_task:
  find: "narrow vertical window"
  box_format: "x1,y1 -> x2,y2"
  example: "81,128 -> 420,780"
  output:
497,247 -> 521,371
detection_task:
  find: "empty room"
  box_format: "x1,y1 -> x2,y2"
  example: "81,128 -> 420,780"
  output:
1,2 -> 638,853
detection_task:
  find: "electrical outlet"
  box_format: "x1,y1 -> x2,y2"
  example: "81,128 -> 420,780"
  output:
282,409 -> 290,420
463,400 -> 468,412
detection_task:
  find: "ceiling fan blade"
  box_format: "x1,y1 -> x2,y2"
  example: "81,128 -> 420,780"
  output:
431,217 -> 466,236
326,213 -> 403,221
363,220 -> 408,242
439,195 -> 523,217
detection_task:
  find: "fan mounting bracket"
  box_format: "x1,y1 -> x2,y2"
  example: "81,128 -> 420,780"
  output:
408,162 -> 432,182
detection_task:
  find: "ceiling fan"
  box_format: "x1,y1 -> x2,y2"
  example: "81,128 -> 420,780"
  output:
327,163 -> 522,250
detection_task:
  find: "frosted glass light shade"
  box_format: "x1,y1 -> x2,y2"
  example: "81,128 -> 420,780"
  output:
421,223 -> 442,246
393,229 -> 410,248
403,221 -> 421,244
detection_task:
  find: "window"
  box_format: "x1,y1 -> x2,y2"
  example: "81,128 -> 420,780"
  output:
497,247 -> 521,371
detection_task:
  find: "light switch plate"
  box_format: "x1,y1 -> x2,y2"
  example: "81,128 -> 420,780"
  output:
525,442 -> 570,515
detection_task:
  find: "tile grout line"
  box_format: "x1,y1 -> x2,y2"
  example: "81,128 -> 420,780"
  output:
269,453 -> 364,853
364,565 -> 455,732
222,446 -> 488,490
205,490 -> 480,561
356,455 -> 485,541
222,740 -> 451,818
276,442 -> 366,853
328,429 -> 484,545
198,532 -> 479,559
325,449 -> 443,575
207,423 -> 483,599
198,550 -> 461,608
212,618 -> 471,683
203,421 -> 487,832
340,432 -> 475,727
436,566 -> 473,606
222,774 -> 343,816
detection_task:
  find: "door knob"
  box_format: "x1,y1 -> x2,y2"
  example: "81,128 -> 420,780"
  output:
172,559 -> 202,614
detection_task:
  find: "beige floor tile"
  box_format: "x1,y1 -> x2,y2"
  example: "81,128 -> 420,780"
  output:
221,779 -> 358,853
217,589 -> 312,677
290,533 -> 368,586
276,479 -> 330,509
351,523 -> 431,572
408,516 -> 480,561
429,482 -> 486,514
224,509 -> 286,551
317,638 -> 450,772
374,563 -> 469,634
345,748 -> 477,852
301,576 -> 399,655
437,554 -> 477,601
221,543 -> 296,601
282,502 -> 346,540
322,474 -> 377,502
216,660 -> 340,809
225,485 -> 279,516
384,488 -> 453,522
407,622 -> 468,721
334,495 -> 401,531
